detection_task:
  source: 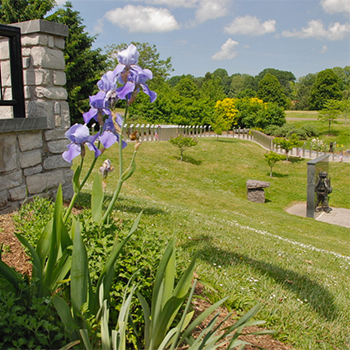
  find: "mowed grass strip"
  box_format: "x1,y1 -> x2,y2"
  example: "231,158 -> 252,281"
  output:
78,138 -> 350,350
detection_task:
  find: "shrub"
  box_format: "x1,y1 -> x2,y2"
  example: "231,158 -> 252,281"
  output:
169,134 -> 198,161
0,278 -> 67,349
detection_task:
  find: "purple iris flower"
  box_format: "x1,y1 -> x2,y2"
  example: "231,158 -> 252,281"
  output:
113,44 -> 139,77
97,71 -> 117,92
116,66 -> 157,103
83,91 -> 112,124
99,114 -> 127,149
62,124 -> 101,162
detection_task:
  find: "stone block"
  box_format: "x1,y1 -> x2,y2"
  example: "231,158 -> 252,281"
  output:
0,106 -> 13,119
24,86 -> 31,99
31,46 -> 65,69
35,87 -> 67,100
45,129 -> 66,141
22,57 -> 31,69
61,102 -> 71,128
0,190 -> 8,208
44,155 -> 71,170
246,180 -> 270,189
20,149 -> 42,168
27,100 -> 53,119
48,36 -> 55,48
21,34 -> 48,47
54,102 -> 61,114
0,40 -> 10,59
18,131 -> 43,151
55,115 -> 62,127
26,170 -> 64,194
24,69 -> 35,85
35,69 -> 51,85
9,185 -> 27,201
247,188 -> 266,203
47,139 -> 69,154
55,37 -> 65,50
0,171 -> 23,191
0,134 -> 18,173
21,47 -> 31,57
1,61 -> 11,87
53,71 -> 66,86
23,164 -> 42,176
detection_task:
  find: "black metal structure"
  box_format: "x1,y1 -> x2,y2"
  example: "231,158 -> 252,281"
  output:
0,24 -> 25,118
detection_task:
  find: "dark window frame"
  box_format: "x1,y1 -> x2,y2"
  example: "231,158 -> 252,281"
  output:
0,24 -> 25,118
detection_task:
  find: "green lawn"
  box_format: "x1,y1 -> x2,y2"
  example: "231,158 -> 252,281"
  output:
78,138 -> 350,350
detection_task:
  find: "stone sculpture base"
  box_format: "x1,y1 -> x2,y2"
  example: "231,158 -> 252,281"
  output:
246,180 -> 270,203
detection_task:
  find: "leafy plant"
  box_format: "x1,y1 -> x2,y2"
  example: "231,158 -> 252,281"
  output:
169,134 -> 198,161
273,133 -> 301,161
264,151 -> 286,177
0,278 -> 68,350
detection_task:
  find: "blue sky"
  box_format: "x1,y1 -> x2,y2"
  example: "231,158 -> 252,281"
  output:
55,0 -> 350,80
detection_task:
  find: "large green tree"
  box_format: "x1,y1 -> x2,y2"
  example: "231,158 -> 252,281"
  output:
256,68 -> 296,97
257,73 -> 288,108
0,0 -> 55,23
48,2 -> 107,123
292,73 -> 316,110
308,69 -> 342,110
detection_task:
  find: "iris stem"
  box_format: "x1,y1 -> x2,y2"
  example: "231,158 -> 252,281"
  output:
63,144 -> 99,224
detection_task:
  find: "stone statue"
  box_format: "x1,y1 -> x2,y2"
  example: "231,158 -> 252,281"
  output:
315,171 -> 332,213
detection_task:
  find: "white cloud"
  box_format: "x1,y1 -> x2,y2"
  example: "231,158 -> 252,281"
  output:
105,5 -> 180,33
195,0 -> 228,23
321,0 -> 350,14
55,0 -> 66,5
212,38 -> 238,60
94,18 -> 104,33
224,16 -> 276,36
282,20 -> 350,40
320,45 -> 328,53
142,0 -> 198,8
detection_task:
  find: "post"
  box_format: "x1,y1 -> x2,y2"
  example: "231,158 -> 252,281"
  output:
306,155 -> 330,218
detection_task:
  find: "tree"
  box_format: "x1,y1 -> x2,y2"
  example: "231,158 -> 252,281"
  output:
318,100 -> 340,135
257,73 -> 288,108
105,42 -> 172,88
214,98 -> 238,128
309,69 -> 342,110
169,134 -> 197,161
264,151 -> 286,177
48,2 -> 107,124
273,134 -> 301,161
292,73 -> 316,110
256,68 -> 296,97
0,0 -> 55,23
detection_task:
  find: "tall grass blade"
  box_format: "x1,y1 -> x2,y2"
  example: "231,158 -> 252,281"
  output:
0,260 -> 20,290
91,173 -> 104,224
71,219 -> 88,319
52,295 -> 80,341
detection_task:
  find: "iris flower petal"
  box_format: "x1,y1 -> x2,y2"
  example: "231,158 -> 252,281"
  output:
117,44 -> 139,66
116,81 -> 135,100
62,143 -> 81,162
86,142 -> 102,158
99,131 -> 118,149
83,108 -> 97,124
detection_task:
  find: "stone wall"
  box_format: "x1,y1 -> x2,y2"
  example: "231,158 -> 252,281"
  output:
0,20 -> 73,214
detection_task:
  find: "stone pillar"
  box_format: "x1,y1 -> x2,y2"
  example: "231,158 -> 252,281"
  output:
0,20 -> 73,213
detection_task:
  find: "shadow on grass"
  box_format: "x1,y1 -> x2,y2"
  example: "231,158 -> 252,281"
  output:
75,192 -> 166,216
270,172 -> 288,178
173,155 -> 202,165
288,157 -> 305,163
181,236 -> 338,320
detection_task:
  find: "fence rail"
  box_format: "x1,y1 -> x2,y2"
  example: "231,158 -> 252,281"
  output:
107,124 -> 348,163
